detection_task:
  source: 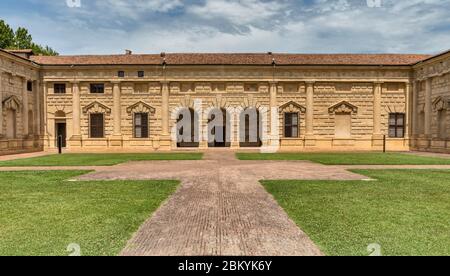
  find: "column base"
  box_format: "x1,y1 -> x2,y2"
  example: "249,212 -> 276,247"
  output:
305,134 -> 316,147
372,134 -> 385,147
158,135 -> 172,150
231,141 -> 240,149
109,135 -> 123,147
69,135 -> 83,148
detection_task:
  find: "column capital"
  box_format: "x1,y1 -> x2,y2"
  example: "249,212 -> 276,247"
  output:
305,81 -> 315,85
160,80 -> 170,85
269,81 -> 278,86
374,81 -> 384,85
70,80 -> 80,84
111,80 -> 122,85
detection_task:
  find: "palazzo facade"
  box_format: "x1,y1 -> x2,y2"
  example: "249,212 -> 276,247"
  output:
0,49 -> 449,154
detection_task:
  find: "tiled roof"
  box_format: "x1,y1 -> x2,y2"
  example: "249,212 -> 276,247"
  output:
30,53 -> 432,66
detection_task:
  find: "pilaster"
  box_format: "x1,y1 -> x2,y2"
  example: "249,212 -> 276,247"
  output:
305,81 -> 316,146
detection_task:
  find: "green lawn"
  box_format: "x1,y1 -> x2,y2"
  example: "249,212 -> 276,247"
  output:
237,152 -> 450,165
0,153 -> 203,167
262,170 -> 450,256
0,171 -> 179,256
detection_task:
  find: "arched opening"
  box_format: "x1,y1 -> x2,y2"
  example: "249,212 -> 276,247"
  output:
240,108 -> 262,147
208,108 -> 231,147
6,109 -> 17,139
177,108 -> 199,148
55,111 -> 67,148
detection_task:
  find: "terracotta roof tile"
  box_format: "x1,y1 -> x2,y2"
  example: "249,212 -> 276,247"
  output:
30,53 -> 432,66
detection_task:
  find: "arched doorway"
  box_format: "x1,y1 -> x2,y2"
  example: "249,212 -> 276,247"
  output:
177,108 -> 199,148
240,108 -> 262,147
208,108 -> 231,148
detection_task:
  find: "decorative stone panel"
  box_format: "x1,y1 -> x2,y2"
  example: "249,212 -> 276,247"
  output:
328,101 -> 358,114
82,101 -> 111,114
126,101 -> 156,114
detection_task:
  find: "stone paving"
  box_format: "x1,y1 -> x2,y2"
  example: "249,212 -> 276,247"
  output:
1,150 -> 450,256
76,151 -> 371,256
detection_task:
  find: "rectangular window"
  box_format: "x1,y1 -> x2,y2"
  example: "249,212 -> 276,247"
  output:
90,113 -> 104,138
134,113 -> 149,138
90,83 -> 105,94
138,71 -> 145,78
27,81 -> 33,92
284,113 -> 299,138
118,71 -> 125,78
54,83 -> 66,94
388,113 -> 405,138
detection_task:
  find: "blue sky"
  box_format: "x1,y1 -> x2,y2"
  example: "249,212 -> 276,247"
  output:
0,0 -> 449,55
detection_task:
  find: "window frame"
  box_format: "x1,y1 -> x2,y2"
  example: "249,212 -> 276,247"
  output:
89,113 -> 105,138
90,83 -> 105,94
118,71 -> 125,78
54,83 -> 67,94
133,112 -> 149,138
388,113 -> 405,138
138,71 -> 145,78
284,112 -> 299,138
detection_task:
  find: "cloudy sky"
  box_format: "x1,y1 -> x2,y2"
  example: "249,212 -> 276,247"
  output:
0,0 -> 449,55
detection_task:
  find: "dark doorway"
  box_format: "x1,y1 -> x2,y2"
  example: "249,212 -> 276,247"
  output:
55,122 -> 67,148
240,108 -> 262,147
208,108 -> 230,148
177,108 -> 199,148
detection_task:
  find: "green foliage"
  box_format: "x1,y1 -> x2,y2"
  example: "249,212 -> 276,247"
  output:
0,20 -> 14,49
0,18 -> 58,56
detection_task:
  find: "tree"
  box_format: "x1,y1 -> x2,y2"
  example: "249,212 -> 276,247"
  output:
0,19 -> 58,56
31,43 -> 59,56
0,20 -> 14,49
13,27 -> 33,49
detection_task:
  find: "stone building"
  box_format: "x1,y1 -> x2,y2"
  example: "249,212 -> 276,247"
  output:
0,49 -> 449,154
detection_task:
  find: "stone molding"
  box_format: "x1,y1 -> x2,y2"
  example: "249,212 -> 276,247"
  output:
279,101 -> 306,113
126,101 -> 156,114
2,95 -> 21,110
82,101 -> 111,114
328,101 -> 358,114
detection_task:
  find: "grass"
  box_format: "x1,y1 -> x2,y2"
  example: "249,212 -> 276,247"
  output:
0,153 -> 203,167
262,170 -> 450,256
0,171 -> 179,256
237,152 -> 450,165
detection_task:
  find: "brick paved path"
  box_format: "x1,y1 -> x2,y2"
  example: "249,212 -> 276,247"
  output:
77,151 -> 372,256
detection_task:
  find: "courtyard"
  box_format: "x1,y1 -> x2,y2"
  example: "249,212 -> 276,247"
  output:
0,151 -> 449,256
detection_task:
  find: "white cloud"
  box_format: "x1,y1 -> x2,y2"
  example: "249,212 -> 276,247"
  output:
96,0 -> 183,19
1,0 -> 449,54
187,0 -> 287,26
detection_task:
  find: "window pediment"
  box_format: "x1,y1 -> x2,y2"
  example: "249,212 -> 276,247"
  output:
329,101 -> 358,114
126,101 -> 155,114
2,95 -> 21,110
83,101 -> 111,114
432,96 -> 448,111
279,101 -> 306,113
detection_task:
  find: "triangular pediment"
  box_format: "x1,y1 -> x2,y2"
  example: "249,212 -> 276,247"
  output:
329,101 -> 358,114
82,101 -> 111,114
279,101 -> 306,113
2,95 -> 21,110
432,96 -> 448,111
126,101 -> 155,114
